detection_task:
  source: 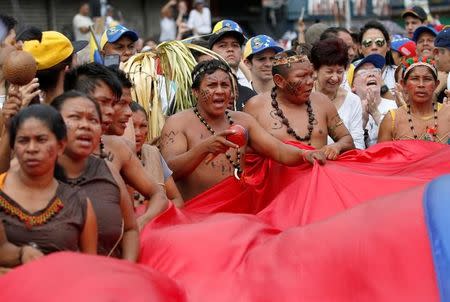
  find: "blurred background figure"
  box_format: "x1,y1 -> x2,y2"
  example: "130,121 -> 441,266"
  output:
159,0 -> 177,42
402,6 -> 428,39
72,2 -> 93,42
187,0 -> 211,36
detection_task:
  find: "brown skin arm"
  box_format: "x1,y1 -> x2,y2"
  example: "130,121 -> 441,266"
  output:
0,129 -> 11,174
0,221 -> 44,267
79,198 -> 98,255
107,162 -> 139,261
377,112 -> 394,142
160,114 -> 237,180
165,176 -> 184,208
325,101 -> 355,153
114,139 -> 169,226
243,113 -> 326,165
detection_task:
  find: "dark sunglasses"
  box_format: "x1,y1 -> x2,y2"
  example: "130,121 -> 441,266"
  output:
362,38 -> 386,48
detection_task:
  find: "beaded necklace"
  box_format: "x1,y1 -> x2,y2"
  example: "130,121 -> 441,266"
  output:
193,107 -> 242,175
270,87 -> 315,146
406,102 -> 438,140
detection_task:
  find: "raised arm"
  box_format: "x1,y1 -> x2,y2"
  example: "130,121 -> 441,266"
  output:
160,115 -> 237,180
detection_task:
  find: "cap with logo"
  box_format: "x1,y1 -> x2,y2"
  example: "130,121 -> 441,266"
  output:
349,54 -> 386,86
243,35 -> 283,60
23,31 -> 87,70
208,20 -> 246,49
434,27 -> 450,49
354,54 -> 386,71
401,6 -> 428,22
412,25 -> 437,43
391,38 -> 417,58
100,24 -> 139,50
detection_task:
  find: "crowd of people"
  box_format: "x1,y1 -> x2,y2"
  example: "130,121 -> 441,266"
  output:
0,0 -> 449,277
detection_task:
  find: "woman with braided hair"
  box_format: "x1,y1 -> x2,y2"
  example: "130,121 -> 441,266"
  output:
378,57 -> 450,143
160,59 -> 327,200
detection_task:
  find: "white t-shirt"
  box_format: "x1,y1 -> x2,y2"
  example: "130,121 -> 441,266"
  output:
366,98 -> 397,147
72,14 -> 93,41
159,17 -> 177,42
236,68 -> 252,89
187,7 -> 211,35
328,91 -> 365,149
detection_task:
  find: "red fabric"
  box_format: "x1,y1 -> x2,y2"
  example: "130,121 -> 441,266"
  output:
0,252 -> 186,302
138,141 -> 449,301
1,141 -> 449,301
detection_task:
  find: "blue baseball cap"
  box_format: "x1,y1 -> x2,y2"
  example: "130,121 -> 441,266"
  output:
391,37 -> 417,57
209,20 -> 246,49
435,27 -> 450,49
412,26 -> 438,43
100,24 -> 139,50
354,54 -> 386,71
243,35 -> 283,60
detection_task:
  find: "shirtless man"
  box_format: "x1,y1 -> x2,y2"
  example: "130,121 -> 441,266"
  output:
64,63 -> 168,228
244,50 -> 355,159
160,59 -> 326,200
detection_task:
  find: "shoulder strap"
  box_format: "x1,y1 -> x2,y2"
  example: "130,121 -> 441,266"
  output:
0,173 -> 6,190
389,109 -> 396,132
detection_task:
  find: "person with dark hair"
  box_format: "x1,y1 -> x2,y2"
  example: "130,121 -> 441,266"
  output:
189,38 -> 213,62
130,101 -> 184,209
22,31 -> 88,104
0,104 -> 97,260
15,26 -> 43,46
64,63 -> 168,230
320,27 -> 357,90
72,2 -> 93,42
160,59 -> 327,200
209,20 -> 256,110
402,6 -> 428,39
378,57 -> 449,143
51,91 -> 139,260
244,51 -> 355,158
64,63 -> 121,132
0,15 -> 18,46
357,21 -> 397,97
243,35 -> 283,94
311,38 -> 364,149
320,27 -> 356,63
106,68 -> 133,138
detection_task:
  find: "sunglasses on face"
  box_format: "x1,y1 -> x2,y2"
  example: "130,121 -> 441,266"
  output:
362,38 -> 386,48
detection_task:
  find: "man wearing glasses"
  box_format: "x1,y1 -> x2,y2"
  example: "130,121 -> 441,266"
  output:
351,54 -> 397,147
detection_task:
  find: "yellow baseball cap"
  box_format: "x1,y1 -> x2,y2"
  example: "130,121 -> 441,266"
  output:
23,31 -> 74,70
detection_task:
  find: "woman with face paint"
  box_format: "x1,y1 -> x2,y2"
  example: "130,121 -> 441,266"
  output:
311,38 -> 365,149
51,91 -> 139,261
378,57 -> 450,144
0,104 -> 97,260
